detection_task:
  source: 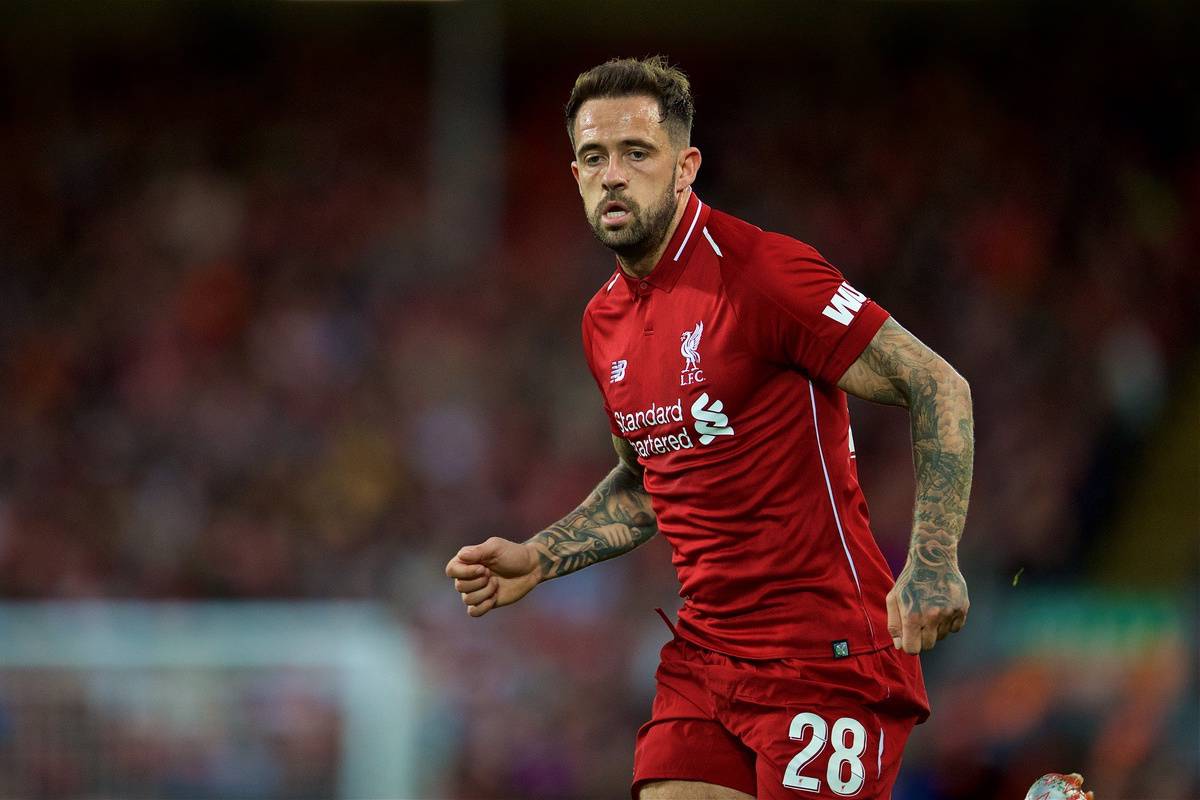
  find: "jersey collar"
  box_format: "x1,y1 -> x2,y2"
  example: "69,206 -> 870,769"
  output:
620,190 -> 710,293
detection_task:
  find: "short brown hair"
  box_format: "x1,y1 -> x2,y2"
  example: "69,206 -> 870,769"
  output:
564,55 -> 694,151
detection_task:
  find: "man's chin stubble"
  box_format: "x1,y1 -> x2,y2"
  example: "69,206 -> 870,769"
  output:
590,182 -> 678,262
592,220 -> 652,260
591,209 -> 672,261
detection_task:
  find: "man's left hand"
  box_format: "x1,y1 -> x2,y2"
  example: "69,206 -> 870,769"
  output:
886,556 -> 969,654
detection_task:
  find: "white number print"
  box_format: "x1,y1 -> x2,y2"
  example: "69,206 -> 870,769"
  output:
782,712 -> 826,792
781,711 -> 869,796
827,717 -> 868,795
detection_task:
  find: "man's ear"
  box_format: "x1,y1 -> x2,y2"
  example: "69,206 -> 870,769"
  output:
676,146 -> 702,191
570,161 -> 583,195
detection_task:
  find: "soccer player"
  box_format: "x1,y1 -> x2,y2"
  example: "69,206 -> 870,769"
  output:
445,56 -> 973,800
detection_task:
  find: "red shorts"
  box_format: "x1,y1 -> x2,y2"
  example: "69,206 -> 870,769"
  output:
632,629 -> 930,800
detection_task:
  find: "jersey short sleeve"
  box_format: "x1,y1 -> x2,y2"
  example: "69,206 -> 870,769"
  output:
581,308 -> 622,436
723,234 -> 889,386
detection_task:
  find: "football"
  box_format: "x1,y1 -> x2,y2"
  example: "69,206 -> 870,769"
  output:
1024,773 -> 1095,800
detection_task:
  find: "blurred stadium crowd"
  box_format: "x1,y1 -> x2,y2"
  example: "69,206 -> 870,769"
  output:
0,4 -> 1196,799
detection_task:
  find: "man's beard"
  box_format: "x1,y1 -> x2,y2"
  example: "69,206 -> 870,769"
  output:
587,176 -> 678,263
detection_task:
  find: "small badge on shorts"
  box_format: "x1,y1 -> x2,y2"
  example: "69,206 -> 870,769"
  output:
832,640 -> 850,659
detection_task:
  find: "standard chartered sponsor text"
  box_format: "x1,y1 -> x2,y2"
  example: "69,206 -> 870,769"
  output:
629,426 -> 695,458
612,398 -> 696,458
613,395 -> 736,457
613,399 -> 684,435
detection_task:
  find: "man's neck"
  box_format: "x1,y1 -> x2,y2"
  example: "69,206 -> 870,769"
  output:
617,188 -> 691,279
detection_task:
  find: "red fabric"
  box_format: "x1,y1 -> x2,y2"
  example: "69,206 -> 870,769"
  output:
632,636 -> 929,800
582,194 -> 896,658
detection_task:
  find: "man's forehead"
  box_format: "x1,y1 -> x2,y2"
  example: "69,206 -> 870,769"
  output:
574,95 -> 667,146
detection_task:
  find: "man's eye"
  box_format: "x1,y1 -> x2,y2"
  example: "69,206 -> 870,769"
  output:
585,155 -> 603,167
629,150 -> 647,161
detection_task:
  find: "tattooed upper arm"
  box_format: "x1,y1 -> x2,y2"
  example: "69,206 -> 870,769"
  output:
837,318 -> 965,407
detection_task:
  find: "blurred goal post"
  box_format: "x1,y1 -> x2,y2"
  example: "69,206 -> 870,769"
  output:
0,601 -> 423,799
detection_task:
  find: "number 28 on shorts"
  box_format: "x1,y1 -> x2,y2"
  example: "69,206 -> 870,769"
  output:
783,711 -> 870,796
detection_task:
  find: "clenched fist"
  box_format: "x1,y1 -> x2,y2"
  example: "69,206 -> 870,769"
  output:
444,536 -> 542,617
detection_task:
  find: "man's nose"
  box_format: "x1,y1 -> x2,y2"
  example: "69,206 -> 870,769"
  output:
602,159 -> 627,191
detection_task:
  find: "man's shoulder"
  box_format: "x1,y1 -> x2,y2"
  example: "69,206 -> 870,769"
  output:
582,268 -> 624,328
704,205 -> 762,263
706,206 -> 829,298
706,206 -> 824,270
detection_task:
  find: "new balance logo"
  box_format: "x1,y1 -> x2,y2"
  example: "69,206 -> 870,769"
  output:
821,282 -> 867,326
691,392 -> 734,445
610,360 -> 628,383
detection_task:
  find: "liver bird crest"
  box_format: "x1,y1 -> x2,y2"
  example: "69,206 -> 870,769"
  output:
680,321 -> 704,371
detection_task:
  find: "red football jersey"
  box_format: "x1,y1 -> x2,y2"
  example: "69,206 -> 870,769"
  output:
581,191 -> 896,659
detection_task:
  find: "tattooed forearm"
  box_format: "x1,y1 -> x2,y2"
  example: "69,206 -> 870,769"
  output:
523,458 -> 658,580
900,379 -> 972,613
909,375 -> 973,547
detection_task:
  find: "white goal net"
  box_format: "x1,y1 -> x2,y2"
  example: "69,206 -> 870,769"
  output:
0,603 -> 422,800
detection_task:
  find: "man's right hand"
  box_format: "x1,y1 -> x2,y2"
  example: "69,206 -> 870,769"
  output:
444,537 -> 542,617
